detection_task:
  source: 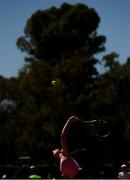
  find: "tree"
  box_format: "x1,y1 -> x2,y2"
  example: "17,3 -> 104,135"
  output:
16,2 -> 106,118
102,52 -> 120,71
17,3 -> 106,63
15,2 -> 107,165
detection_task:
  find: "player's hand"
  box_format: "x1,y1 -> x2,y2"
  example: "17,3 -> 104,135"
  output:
68,116 -> 78,123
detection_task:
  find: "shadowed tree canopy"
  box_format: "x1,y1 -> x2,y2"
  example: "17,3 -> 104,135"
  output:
17,2 -> 106,64
14,2 -> 108,164
16,3 -> 107,122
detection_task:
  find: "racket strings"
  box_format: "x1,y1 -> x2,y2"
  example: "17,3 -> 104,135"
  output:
77,118 -> 111,138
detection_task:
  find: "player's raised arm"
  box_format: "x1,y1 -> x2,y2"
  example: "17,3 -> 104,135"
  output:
61,116 -> 77,154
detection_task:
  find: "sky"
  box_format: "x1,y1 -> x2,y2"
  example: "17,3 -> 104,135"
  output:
0,0 -> 130,78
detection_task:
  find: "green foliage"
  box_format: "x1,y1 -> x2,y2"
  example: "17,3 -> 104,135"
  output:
17,2 -> 105,62
102,52 -> 120,71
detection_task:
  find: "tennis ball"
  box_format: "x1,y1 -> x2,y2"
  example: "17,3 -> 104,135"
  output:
52,80 -> 56,86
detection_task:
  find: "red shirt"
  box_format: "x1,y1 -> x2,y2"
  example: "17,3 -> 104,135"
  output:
60,154 -> 82,179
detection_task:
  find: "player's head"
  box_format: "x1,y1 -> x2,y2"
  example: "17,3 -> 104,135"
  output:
121,164 -> 127,171
52,148 -> 62,159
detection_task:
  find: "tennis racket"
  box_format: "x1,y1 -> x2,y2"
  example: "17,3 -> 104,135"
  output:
77,118 -> 111,138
